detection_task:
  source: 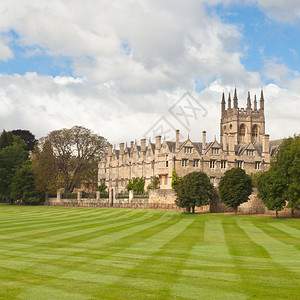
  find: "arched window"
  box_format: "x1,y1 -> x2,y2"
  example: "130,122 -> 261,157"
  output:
252,125 -> 259,142
239,124 -> 246,136
239,124 -> 246,142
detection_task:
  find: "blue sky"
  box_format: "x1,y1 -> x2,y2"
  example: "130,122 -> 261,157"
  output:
0,1 -> 299,142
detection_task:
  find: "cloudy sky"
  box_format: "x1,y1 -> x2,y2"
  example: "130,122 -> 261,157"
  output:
0,0 -> 299,145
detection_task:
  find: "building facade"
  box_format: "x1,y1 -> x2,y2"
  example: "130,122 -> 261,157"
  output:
98,89 -> 281,193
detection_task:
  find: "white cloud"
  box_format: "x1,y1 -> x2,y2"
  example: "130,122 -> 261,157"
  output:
254,0 -> 300,23
0,1 -> 298,144
0,37 -> 13,61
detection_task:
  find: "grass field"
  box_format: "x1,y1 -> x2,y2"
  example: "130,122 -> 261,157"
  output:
0,205 -> 299,300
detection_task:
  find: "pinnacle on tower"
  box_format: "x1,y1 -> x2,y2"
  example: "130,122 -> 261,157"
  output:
233,88 -> 238,108
228,93 -> 231,109
247,91 -> 251,109
260,89 -> 264,110
254,95 -> 257,110
221,92 -> 226,112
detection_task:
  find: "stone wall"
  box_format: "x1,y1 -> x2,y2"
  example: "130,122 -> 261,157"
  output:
45,189 -> 299,217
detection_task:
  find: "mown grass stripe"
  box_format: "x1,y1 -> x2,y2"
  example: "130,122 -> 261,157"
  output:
0,205 -> 299,299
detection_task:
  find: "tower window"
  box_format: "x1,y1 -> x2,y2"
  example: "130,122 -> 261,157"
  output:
252,125 -> 259,142
239,124 -> 246,136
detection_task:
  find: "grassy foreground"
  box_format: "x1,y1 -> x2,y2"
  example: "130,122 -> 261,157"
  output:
0,205 -> 299,299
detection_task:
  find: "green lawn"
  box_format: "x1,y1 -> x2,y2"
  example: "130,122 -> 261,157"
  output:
0,205 -> 299,299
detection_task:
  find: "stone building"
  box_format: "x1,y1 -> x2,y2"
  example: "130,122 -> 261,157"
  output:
98,89 -> 281,194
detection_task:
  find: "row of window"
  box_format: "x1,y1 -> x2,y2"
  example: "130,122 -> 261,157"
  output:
182,159 -> 261,170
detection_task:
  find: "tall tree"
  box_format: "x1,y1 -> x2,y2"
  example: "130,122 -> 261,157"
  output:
257,169 -> 286,217
257,135 -> 300,217
0,130 -> 14,150
175,171 -> 214,213
10,160 -> 41,204
11,129 -> 37,151
0,135 -> 29,201
32,140 -> 58,193
35,126 -> 108,193
218,168 -> 253,214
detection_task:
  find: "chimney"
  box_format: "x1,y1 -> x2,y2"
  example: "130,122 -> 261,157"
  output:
141,138 -> 146,152
176,129 -> 180,150
155,135 -> 161,151
119,143 -> 124,156
262,134 -> 269,154
202,131 -> 206,154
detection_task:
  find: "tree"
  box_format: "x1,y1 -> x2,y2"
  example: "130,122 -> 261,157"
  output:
257,135 -> 300,217
32,140 -> 58,193
10,160 -> 41,204
174,172 -> 214,213
147,176 -> 160,190
0,135 -> 29,202
257,169 -> 286,217
171,169 -> 181,189
218,168 -> 253,214
34,126 -> 108,193
11,129 -> 37,151
0,130 -> 14,150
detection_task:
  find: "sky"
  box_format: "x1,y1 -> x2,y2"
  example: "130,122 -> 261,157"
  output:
0,0 -> 300,145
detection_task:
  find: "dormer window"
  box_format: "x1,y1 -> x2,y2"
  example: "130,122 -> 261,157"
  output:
212,148 -> 219,155
184,147 -> 192,154
246,150 -> 254,156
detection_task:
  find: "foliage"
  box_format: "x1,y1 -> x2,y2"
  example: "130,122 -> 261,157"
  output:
10,160 -> 42,203
32,140 -> 58,193
126,177 -> 145,194
11,129 -> 37,151
250,171 -> 263,188
97,182 -> 107,193
34,126 -> 108,193
0,135 -> 29,201
218,168 -> 253,214
257,135 -> 300,217
174,171 -> 214,213
0,130 -> 14,150
171,169 -> 181,189
147,176 -> 160,190
257,169 -> 286,217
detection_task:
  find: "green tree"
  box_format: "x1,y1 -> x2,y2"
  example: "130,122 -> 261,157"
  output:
11,129 -> 37,151
32,140 -> 58,193
0,130 -> 14,150
147,176 -> 160,190
171,169 -> 181,189
257,135 -> 300,217
10,160 -> 41,204
0,136 -> 29,202
218,168 -> 253,214
257,169 -> 286,217
175,171 -> 214,213
35,126 -> 108,193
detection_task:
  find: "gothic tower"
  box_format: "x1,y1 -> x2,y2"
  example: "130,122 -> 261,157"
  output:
220,88 -> 265,148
